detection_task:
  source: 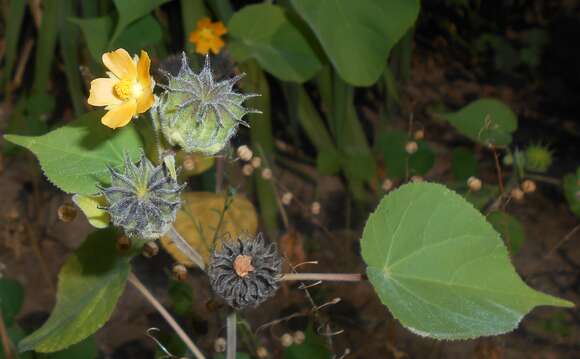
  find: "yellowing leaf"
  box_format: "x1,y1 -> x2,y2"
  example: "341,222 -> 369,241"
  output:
72,194 -> 110,229
160,192 -> 257,267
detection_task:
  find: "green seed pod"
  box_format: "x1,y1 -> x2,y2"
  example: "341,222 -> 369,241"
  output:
524,144 -> 553,173
99,152 -> 185,240
155,54 -> 259,155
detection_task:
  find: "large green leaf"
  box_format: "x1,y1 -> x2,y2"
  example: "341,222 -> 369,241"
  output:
284,326 -> 330,359
229,4 -> 321,82
361,182 -> 573,340
440,99 -> 518,146
4,111 -> 143,195
110,0 -> 170,44
451,147 -> 478,181
72,14 -> 163,62
37,337 -> 98,359
291,0 -> 420,86
0,325 -> 33,359
487,211 -> 525,254
0,279 -> 24,327
19,228 -> 131,353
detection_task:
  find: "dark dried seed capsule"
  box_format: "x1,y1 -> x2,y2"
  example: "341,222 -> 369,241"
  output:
208,233 -> 282,309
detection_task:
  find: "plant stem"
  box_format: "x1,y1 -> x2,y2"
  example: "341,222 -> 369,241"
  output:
226,311 -> 237,359
0,312 -> 13,359
167,226 -> 206,270
280,273 -> 364,282
128,273 -> 206,359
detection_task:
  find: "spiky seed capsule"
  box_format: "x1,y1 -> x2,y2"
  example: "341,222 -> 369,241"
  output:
382,179 -> 394,192
237,145 -> 253,161
511,188 -> 525,202
208,234 -> 282,309
142,241 -> 159,258
100,152 -> 185,240
116,236 -> 132,252
242,164 -> 254,176
251,156 -> 262,168
57,203 -> 77,222
156,54 -> 259,155
214,337 -> 226,353
280,333 -> 293,347
292,331 -> 305,345
256,346 -> 269,358
524,144 -> 553,173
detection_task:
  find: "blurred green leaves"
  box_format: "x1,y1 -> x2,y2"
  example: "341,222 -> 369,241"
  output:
229,4 -> 321,82
375,130 -> 434,179
291,0 -> 420,86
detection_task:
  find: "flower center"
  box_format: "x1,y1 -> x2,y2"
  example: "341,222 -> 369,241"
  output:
233,255 -> 255,278
114,79 -> 143,100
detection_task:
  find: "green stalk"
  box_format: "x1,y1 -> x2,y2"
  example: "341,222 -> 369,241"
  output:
1,0 -> 26,90
32,0 -> 59,96
59,0 -> 85,116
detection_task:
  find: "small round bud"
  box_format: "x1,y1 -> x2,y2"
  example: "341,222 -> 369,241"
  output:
292,331 -> 305,345
261,168 -> 272,180
251,156 -> 262,168
281,192 -> 293,206
410,175 -> 423,183
142,241 -> 159,258
281,333 -> 293,347
242,164 -> 254,176
511,188 -> 525,202
521,179 -> 536,193
214,337 -> 226,352
414,129 -> 425,140
467,176 -> 482,192
256,346 -> 268,359
311,201 -> 321,215
405,141 -> 418,154
172,264 -> 188,281
57,203 -> 77,222
116,236 -> 131,252
182,155 -> 196,171
237,145 -> 253,161
382,179 -> 393,192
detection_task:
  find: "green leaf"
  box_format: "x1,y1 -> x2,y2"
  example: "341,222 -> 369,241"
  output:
168,280 -> 193,316
59,0 -> 85,116
38,337 -> 97,359
32,0 -> 59,95
0,0 -> 26,87
229,4 -> 321,83
72,194 -> 110,228
284,326 -> 330,359
0,279 -> 24,327
487,211 -> 525,254
72,14 -> 163,62
361,182 -> 573,340
4,111 -> 143,195
110,0 -> 170,44
375,130 -> 434,179
291,0 -> 420,86
563,168 -> 580,217
452,147 -> 478,181
440,99 -> 518,146
19,228 -> 131,353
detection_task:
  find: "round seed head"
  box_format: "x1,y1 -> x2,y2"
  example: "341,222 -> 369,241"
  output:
208,234 -> 282,309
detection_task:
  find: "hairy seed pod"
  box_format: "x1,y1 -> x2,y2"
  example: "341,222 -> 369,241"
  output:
208,234 -> 282,309
524,144 -> 553,173
156,53 -> 259,155
100,152 -> 185,240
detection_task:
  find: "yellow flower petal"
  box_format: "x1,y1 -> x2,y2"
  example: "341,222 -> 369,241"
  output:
210,37 -> 225,54
189,31 -> 200,43
137,50 -> 152,89
195,41 -> 211,55
87,78 -> 123,107
211,22 -> 227,36
101,100 -> 137,129
197,18 -> 212,29
102,49 -> 137,80
136,89 -> 154,114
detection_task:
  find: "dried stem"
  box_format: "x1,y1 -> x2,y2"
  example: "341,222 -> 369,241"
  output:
128,273 -> 206,359
0,312 -> 13,359
226,311 -> 237,359
281,273 -> 364,282
167,226 -> 205,270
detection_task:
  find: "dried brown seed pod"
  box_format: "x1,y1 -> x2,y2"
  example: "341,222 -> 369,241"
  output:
57,203 -> 77,222
521,179 -> 536,193
172,263 -> 188,281
208,234 -> 282,309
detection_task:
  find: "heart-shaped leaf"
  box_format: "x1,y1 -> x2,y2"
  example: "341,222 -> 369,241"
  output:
0,279 -> 24,327
291,0 -> 420,86
19,228 -> 131,352
4,111 -> 143,195
229,4 -> 321,82
361,182 -> 573,340
440,99 -> 517,146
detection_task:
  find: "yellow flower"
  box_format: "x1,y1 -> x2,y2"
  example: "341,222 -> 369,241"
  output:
189,18 -> 227,55
88,49 -> 154,129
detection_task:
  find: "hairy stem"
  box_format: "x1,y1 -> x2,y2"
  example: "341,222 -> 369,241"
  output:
128,273 -> 206,359
167,226 -> 206,270
281,273 -> 364,282
226,311 -> 237,359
